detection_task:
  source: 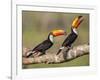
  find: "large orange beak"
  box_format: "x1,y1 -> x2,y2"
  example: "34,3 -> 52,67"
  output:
51,29 -> 66,37
72,16 -> 84,28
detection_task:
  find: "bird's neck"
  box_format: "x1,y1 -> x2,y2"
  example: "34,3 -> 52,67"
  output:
48,34 -> 54,43
71,28 -> 78,35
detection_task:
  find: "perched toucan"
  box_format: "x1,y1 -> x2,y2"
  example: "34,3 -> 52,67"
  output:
26,29 -> 66,58
56,16 -> 84,55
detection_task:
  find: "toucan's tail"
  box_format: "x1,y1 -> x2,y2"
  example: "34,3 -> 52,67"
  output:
26,53 -> 33,58
25,50 -> 36,58
56,47 -> 64,55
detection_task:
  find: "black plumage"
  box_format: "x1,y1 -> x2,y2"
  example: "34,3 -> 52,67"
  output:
56,28 -> 78,55
62,29 -> 78,47
32,40 -> 53,52
56,16 -> 83,55
26,33 -> 53,58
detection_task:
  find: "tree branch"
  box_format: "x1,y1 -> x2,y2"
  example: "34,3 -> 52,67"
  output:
22,44 -> 89,64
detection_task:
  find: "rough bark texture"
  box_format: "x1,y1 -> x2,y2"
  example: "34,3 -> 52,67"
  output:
22,44 -> 89,64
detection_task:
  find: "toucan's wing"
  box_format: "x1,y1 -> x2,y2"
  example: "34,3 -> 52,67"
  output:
62,33 -> 78,47
32,40 -> 53,52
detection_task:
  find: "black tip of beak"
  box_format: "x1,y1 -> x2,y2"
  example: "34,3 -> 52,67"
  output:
78,16 -> 84,23
78,16 -> 83,19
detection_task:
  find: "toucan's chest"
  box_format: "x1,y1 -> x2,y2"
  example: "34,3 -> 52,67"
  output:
62,32 -> 78,47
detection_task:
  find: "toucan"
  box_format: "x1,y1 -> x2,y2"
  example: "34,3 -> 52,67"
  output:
56,16 -> 84,55
25,29 -> 66,58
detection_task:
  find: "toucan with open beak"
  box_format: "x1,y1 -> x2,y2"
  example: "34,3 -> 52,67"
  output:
26,29 -> 66,58
56,16 -> 84,55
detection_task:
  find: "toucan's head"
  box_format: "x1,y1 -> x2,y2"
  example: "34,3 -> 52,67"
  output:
72,16 -> 84,29
48,29 -> 66,42
51,29 -> 66,37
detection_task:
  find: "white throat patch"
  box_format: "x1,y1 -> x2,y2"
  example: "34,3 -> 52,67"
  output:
73,28 -> 78,34
49,35 -> 54,42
